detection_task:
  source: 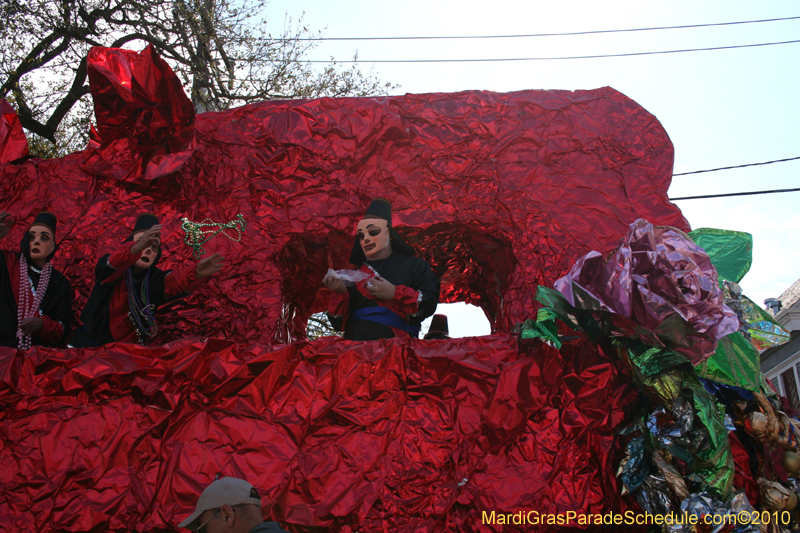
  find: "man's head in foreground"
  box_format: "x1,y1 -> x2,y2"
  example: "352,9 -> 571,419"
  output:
179,477 -> 266,533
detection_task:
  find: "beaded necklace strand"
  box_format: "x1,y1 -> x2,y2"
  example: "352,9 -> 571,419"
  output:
126,269 -> 157,345
182,214 -> 246,259
17,254 -> 52,350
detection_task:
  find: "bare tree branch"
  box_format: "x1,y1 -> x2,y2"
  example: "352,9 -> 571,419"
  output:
40,57 -> 92,141
1,33 -> 68,96
1,0 -> 399,156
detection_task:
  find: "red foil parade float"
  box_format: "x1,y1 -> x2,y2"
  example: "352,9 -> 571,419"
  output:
0,46 -> 758,532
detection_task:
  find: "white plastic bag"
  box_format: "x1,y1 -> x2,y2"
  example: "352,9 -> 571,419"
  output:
326,268 -> 370,286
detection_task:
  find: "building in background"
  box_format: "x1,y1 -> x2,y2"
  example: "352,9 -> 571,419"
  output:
761,278 -> 800,412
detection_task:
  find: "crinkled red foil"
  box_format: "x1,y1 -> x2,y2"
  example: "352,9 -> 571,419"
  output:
0,335 -> 640,532
0,46 -> 690,531
0,99 -> 29,163
0,76 -> 687,345
553,219 -> 737,365
82,45 -> 195,182
729,432 -> 759,506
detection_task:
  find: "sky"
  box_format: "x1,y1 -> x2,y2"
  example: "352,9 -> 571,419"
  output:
264,0 -> 800,337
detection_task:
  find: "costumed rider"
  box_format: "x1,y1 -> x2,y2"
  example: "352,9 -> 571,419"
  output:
0,211 -> 72,349
423,314 -> 450,340
72,213 -> 223,347
322,199 -> 440,340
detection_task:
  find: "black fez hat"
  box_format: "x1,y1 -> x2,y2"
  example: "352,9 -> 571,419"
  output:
424,314 -> 450,340
31,211 -> 57,235
21,211 -> 58,263
132,213 -> 159,234
364,198 -> 392,225
349,199 -> 416,265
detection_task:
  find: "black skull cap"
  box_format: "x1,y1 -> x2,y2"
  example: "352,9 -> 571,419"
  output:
31,211 -> 57,236
132,213 -> 159,234
363,198 -> 392,226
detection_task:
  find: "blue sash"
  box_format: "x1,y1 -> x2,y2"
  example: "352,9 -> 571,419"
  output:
351,306 -> 420,337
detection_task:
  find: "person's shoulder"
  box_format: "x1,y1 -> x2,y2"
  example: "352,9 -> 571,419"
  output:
152,265 -> 170,276
404,254 -> 434,270
148,266 -> 171,283
48,266 -> 71,286
0,249 -> 18,273
249,522 -> 289,533
391,253 -> 427,265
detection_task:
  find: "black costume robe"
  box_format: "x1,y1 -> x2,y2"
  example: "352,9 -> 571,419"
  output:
72,244 -> 200,347
0,250 -> 72,348
327,253 -> 440,340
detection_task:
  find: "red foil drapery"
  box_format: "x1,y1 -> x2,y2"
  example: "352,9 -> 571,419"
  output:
83,45 -> 195,182
0,336 -> 640,532
0,99 -> 29,163
0,46 -> 691,532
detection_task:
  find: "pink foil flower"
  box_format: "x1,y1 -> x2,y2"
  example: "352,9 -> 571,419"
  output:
555,219 -> 738,365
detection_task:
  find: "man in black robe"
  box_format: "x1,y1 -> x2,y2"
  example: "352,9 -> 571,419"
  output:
0,211 -> 72,349
322,199 -> 439,340
72,213 -> 223,347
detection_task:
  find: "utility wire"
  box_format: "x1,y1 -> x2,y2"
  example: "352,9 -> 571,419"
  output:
674,156 -> 800,176
292,15 -> 800,41
306,39 -> 800,63
671,188 -> 800,201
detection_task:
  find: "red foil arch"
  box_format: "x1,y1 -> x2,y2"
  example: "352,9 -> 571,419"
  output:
3,84 -> 686,344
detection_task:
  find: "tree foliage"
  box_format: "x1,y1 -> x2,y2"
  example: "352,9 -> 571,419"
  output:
1,0 -> 396,157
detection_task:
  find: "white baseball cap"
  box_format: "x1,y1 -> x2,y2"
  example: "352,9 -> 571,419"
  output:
178,477 -> 262,530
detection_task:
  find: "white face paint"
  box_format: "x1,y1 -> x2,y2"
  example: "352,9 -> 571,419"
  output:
356,218 -> 391,260
28,225 -> 55,265
132,231 -> 160,270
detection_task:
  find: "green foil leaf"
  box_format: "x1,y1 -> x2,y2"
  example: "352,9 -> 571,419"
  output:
688,228 -> 752,283
695,332 -> 761,392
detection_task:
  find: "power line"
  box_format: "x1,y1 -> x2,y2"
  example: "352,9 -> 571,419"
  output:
671,188 -> 800,201
674,156 -> 800,176
292,15 -> 800,41
306,39 -> 800,63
